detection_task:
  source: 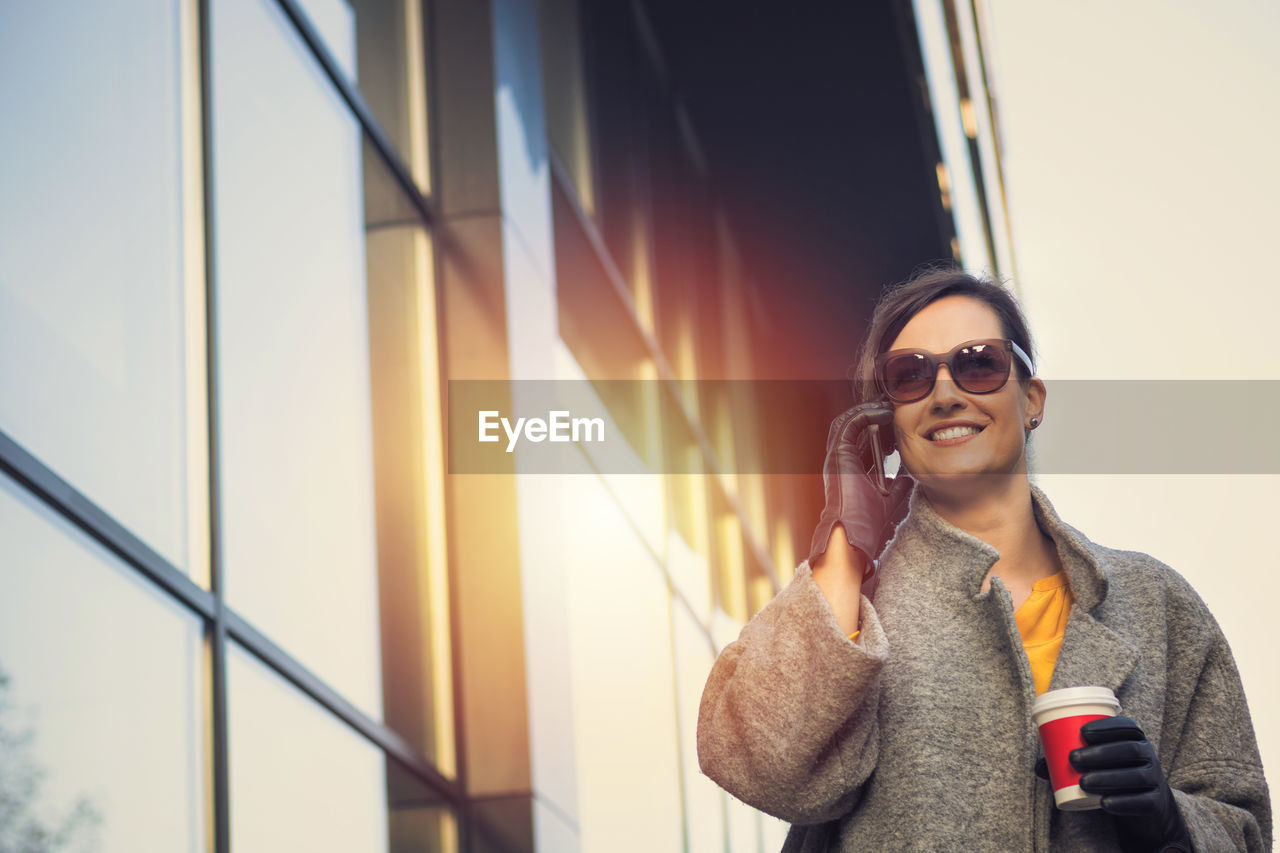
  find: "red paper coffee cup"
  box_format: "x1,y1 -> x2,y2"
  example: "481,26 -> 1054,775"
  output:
1031,686 -> 1121,810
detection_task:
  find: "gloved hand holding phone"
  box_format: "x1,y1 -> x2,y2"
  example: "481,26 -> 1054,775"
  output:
807,400 -> 914,583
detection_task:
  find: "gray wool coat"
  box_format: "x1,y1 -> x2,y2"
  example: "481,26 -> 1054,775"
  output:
697,485 -> 1271,851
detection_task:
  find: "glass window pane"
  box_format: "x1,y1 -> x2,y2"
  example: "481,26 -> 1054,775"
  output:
228,643 -> 387,851
912,0 -> 992,270
0,1 -> 208,578
540,0 -> 594,214
0,473 -> 205,853
563,475 -> 684,851
295,0 -> 358,79
294,0 -> 433,194
212,0 -> 383,718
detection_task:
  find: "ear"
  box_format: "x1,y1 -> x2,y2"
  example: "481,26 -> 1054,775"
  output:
1024,377 -> 1047,425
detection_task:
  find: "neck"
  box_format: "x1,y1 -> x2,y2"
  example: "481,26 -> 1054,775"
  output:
919,474 -> 1059,587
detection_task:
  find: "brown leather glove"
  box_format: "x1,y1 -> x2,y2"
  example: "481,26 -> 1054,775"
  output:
807,401 -> 913,582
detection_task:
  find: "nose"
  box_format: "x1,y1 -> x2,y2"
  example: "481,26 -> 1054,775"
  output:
928,364 -> 967,410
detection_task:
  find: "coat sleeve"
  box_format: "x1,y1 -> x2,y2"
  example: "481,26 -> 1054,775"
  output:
696,561 -> 885,825
1164,615 -> 1272,851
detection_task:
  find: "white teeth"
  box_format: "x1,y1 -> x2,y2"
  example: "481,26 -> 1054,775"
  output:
931,425 -> 981,441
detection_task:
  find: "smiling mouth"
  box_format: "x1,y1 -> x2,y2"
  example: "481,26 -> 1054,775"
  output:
929,425 -> 984,442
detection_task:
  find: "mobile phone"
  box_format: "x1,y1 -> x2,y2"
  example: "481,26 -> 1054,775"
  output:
868,422 -> 889,496
865,399 -> 896,496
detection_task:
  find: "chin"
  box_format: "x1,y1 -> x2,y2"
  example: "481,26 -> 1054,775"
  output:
902,454 -> 987,483
919,471 -> 985,489
912,467 -> 1020,493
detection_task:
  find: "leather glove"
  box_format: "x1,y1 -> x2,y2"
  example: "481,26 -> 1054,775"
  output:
807,401 -> 913,581
1070,716 -> 1194,853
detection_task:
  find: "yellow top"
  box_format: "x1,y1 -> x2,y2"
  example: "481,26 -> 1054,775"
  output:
1014,571 -> 1073,695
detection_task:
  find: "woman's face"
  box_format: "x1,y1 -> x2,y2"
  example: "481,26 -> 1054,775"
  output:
885,295 -> 1045,493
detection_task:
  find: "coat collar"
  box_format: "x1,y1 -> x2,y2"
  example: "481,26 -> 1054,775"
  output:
887,482 -> 1139,695
1025,483 -> 1107,612
890,483 -> 1107,606
1027,485 -> 1139,694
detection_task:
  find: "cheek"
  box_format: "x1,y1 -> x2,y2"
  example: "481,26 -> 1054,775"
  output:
891,411 -> 910,446
891,411 -> 918,460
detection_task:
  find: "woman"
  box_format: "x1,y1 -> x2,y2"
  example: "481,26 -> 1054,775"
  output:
697,268 -> 1270,851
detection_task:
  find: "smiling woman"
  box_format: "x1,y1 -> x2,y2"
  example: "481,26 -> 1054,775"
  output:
884,302 -> 1041,487
696,267 -> 1272,851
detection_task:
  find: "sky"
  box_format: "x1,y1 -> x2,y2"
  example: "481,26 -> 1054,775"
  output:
983,0 -> 1280,819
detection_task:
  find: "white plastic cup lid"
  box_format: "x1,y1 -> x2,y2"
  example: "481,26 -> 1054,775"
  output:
1031,685 -> 1120,718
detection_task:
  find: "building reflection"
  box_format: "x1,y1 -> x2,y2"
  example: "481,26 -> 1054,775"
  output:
0,669 -> 101,852
0,0 -> 1009,850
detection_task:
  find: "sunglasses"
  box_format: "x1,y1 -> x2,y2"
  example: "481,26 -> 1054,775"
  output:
874,338 -> 1035,404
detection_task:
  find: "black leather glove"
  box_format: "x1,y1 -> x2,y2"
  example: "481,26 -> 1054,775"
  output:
807,401 -> 913,580
1070,716 -> 1193,853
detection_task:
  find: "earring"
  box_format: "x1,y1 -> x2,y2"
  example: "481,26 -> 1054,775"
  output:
1028,417 -> 1040,429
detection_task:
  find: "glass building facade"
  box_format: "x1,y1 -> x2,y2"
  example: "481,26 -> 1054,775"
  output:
0,0 -> 1009,851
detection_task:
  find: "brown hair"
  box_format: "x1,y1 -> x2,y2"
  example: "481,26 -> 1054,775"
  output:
850,266 -> 1036,405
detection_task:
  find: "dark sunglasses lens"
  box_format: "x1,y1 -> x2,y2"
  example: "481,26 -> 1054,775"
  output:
883,354 -> 934,401
953,343 -> 1009,393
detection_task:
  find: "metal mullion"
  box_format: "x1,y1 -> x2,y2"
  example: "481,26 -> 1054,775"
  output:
939,0 -> 999,274
269,0 -> 437,232
414,0 -> 472,843
964,0 -> 1018,282
660,574 -> 693,853
223,609 -> 463,809
434,292 -> 474,851
0,428 -> 216,620
195,0 -> 231,848
432,243 -> 475,851
209,608 -> 231,853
